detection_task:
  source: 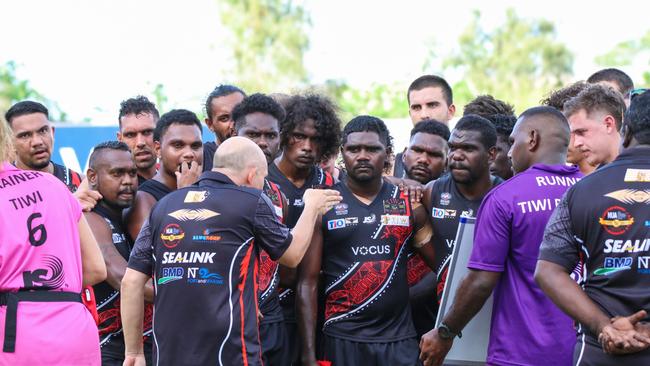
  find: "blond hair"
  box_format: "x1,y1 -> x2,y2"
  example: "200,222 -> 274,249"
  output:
0,118 -> 14,167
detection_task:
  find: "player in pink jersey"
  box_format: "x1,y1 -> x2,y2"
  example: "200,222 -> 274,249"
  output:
0,120 -> 107,365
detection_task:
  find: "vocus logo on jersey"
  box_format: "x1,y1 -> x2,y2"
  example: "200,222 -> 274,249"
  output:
162,252 -> 216,264
351,244 -> 391,256
168,209 -> 219,221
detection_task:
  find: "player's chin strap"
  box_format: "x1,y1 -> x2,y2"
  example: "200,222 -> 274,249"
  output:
0,290 -> 82,352
413,225 -> 433,249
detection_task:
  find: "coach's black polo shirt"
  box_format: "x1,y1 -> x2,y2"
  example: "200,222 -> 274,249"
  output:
128,171 -> 292,366
540,147 -> 650,365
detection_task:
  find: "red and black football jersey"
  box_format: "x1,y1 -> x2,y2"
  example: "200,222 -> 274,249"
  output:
321,181 -> 417,342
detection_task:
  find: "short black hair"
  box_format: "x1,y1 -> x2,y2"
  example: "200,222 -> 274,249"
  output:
280,94 -> 341,160
463,95 -> 515,118
154,109 -> 203,142
205,84 -> 246,119
453,114 -> 497,150
5,100 -> 49,125
491,114 -> 518,139
624,90 -> 650,145
407,75 -> 453,105
118,96 -> 159,126
409,119 -> 450,140
232,93 -> 286,132
89,141 -> 130,169
343,115 -> 393,170
587,68 -> 634,96
519,105 -> 568,122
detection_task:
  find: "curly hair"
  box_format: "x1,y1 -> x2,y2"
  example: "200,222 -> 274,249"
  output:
154,109 -> 203,142
205,84 -> 246,119
454,114 -> 497,150
410,119 -> 450,140
118,96 -> 159,125
232,93 -> 286,132
463,95 -> 515,118
280,94 -> 341,160
491,114 -> 517,138
342,115 -> 394,172
541,81 -> 589,112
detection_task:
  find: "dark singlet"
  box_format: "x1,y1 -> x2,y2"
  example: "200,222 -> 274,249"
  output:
266,163 -> 334,321
430,173 -> 502,303
92,205 -> 153,359
258,178 -> 286,324
52,162 -> 82,193
321,181 -> 417,342
138,179 -> 173,202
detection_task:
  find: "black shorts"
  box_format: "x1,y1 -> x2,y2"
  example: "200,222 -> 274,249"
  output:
574,334 -> 650,365
320,334 -> 422,366
283,320 -> 300,365
409,272 -> 438,339
260,321 -> 290,366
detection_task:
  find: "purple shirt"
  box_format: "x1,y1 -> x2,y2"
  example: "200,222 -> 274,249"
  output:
468,164 -> 582,366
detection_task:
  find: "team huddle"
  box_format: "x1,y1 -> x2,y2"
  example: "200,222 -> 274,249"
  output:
0,68 -> 649,366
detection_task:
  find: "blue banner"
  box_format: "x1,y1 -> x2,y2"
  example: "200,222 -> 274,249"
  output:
51,124 -> 215,174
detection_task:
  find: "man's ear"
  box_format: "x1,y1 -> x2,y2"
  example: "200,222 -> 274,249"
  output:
154,141 -> 161,158
87,168 -> 98,189
245,167 -> 257,187
603,115 -> 618,134
448,104 -> 456,119
117,131 -> 122,141
487,146 -> 497,165
204,117 -> 215,132
529,129 -> 540,152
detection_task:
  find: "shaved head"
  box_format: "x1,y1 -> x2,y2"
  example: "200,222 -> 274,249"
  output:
509,106 -> 571,173
214,136 -> 267,188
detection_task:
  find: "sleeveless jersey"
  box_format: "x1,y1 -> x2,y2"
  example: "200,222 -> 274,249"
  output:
321,181 -> 416,342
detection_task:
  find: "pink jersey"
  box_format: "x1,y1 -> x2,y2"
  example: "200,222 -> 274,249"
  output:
0,162 -> 100,365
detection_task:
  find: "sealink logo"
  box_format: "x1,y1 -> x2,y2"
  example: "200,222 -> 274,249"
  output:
594,257 -> 632,276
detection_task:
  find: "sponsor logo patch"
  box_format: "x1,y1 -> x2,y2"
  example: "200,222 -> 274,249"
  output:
334,203 -> 348,215
599,206 -> 634,235
327,219 -> 346,230
604,238 -> 650,253
594,257 -> 632,276
161,252 -> 215,264
624,169 -> 650,182
168,209 -> 219,221
383,198 -> 407,215
380,214 -> 410,226
440,192 -> 451,206
432,207 -> 456,219
187,267 -> 223,285
363,214 -> 376,224
605,189 -> 650,205
192,228 -> 222,243
460,209 -> 474,218
161,224 -> 185,248
158,267 -> 184,285
184,190 -> 208,203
